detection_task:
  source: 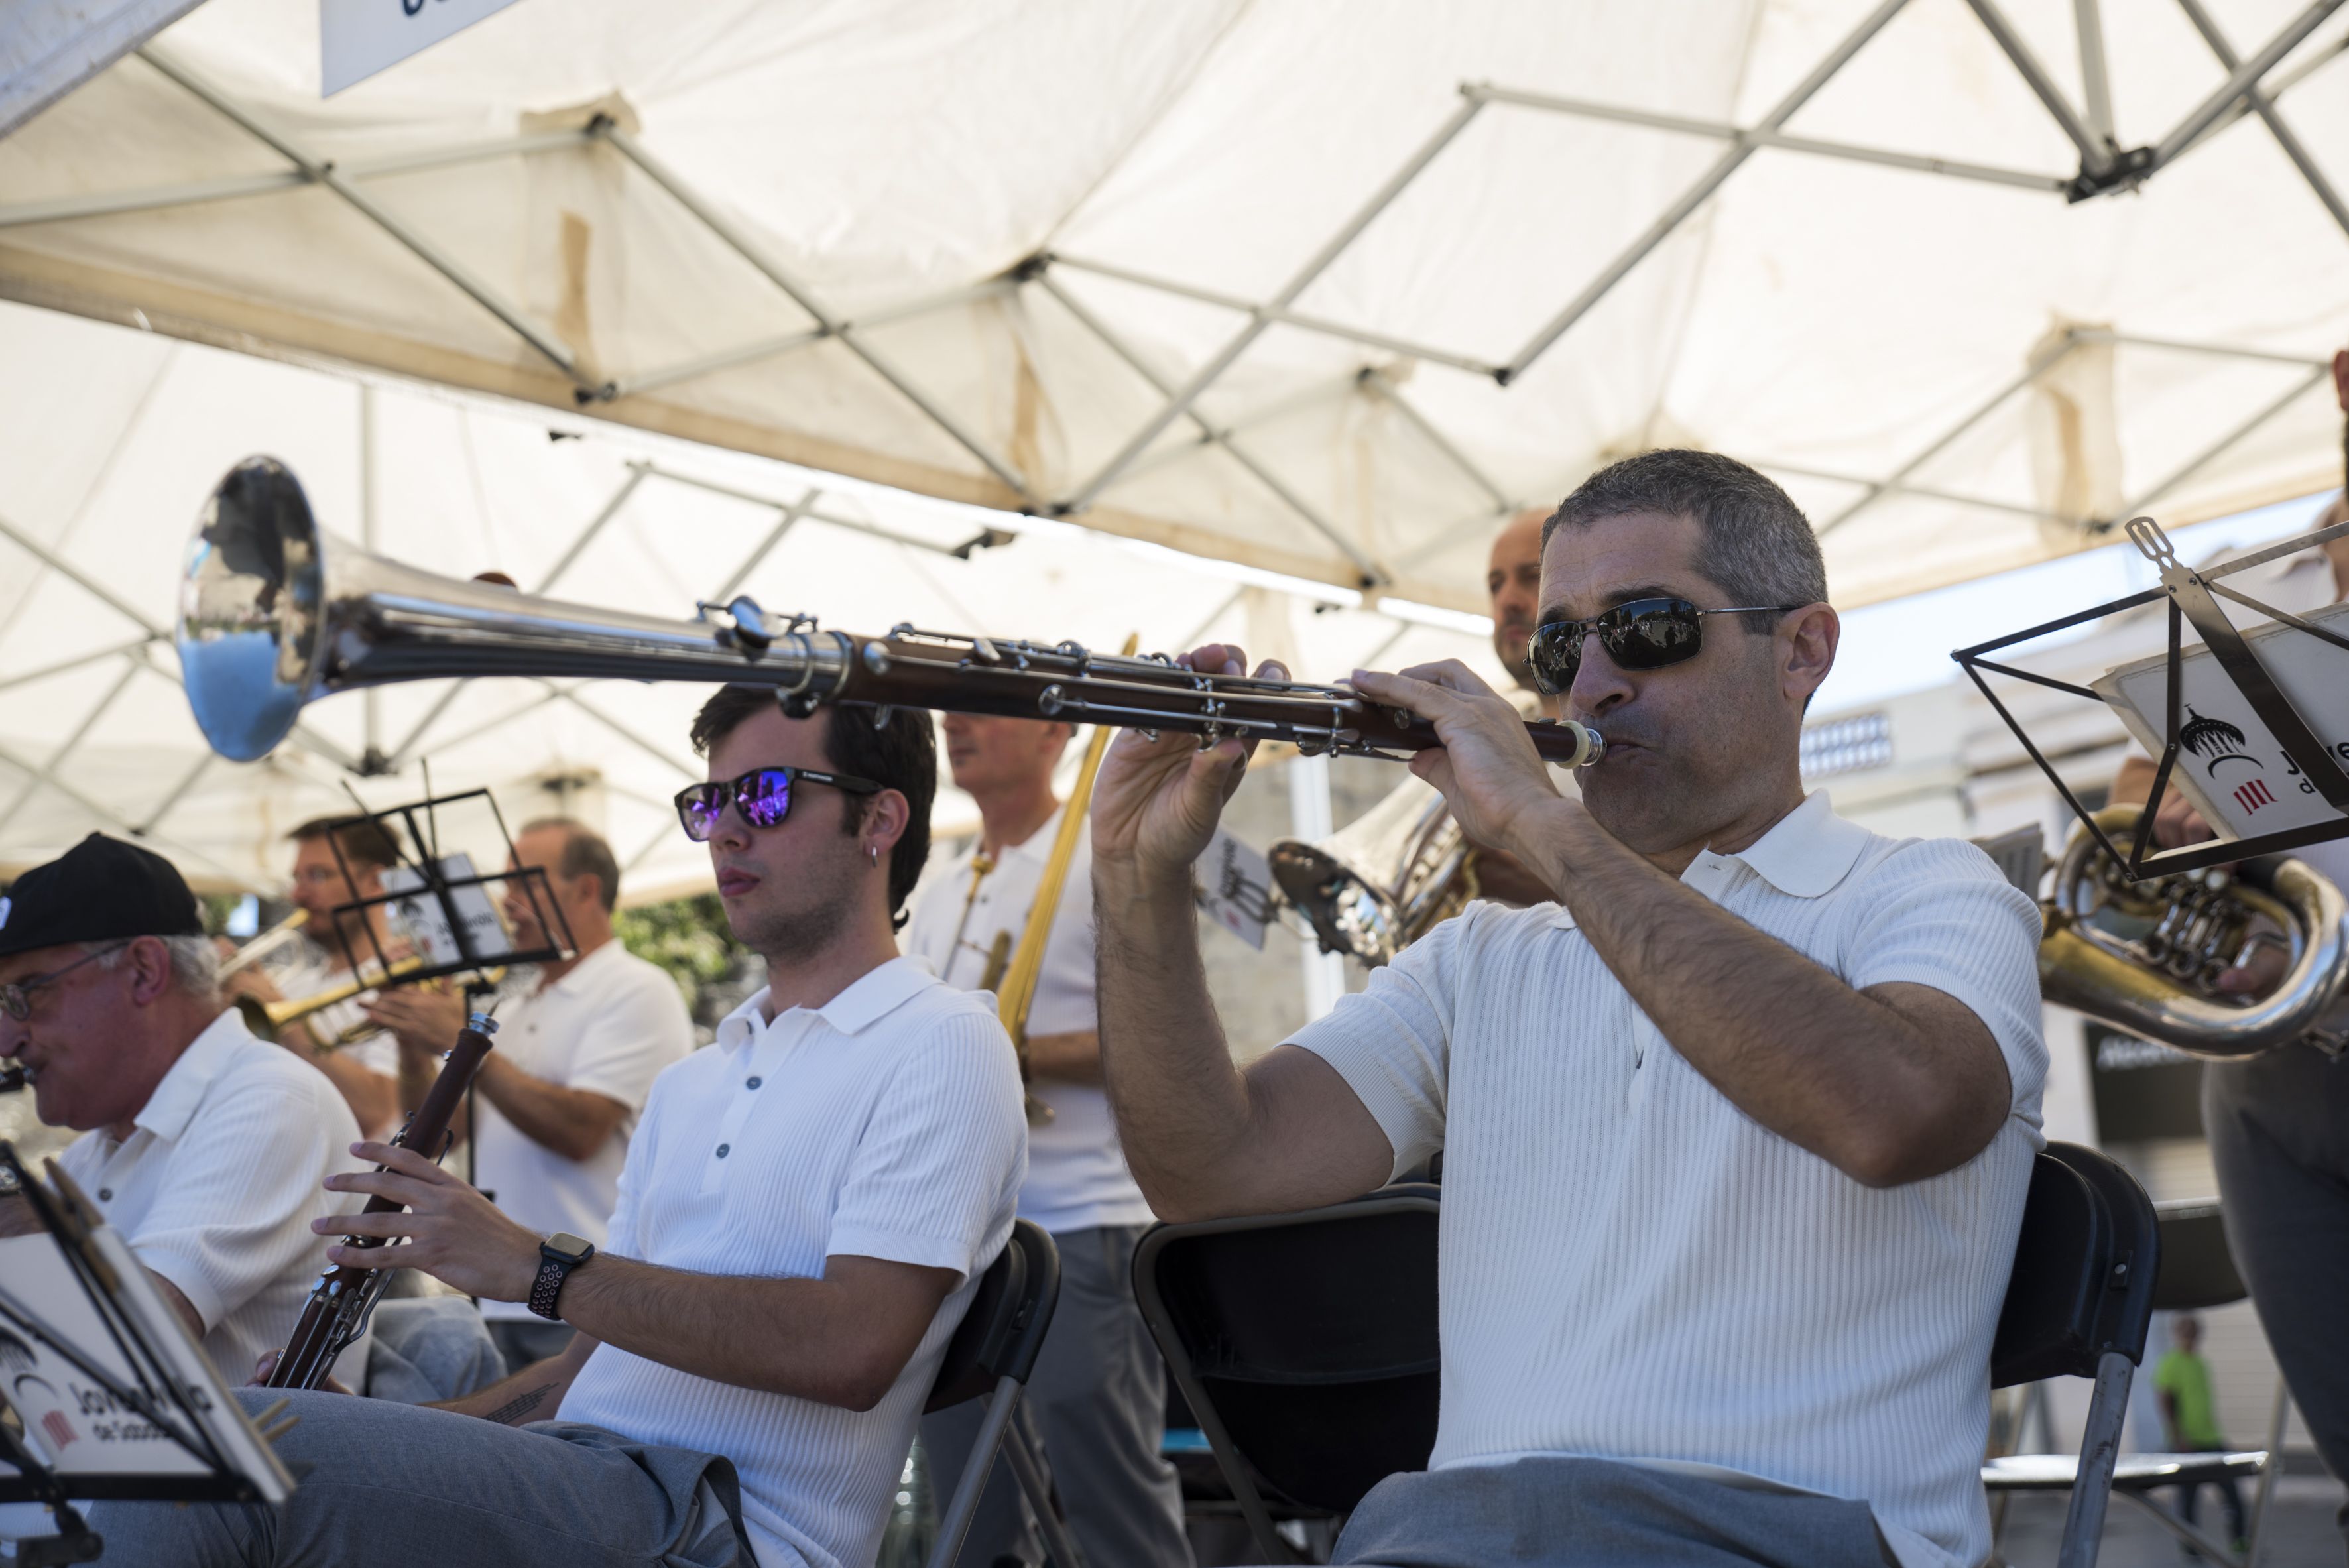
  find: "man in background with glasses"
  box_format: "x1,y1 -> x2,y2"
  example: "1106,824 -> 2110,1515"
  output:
0,833 -> 368,1388
93,696 -> 1026,1568
1093,449 -> 2047,1568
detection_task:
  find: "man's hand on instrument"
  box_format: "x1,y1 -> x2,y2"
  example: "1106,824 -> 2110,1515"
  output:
316,1140 -> 542,1303
363,984 -> 467,1057
1349,660 -> 1567,869
217,959 -> 283,1008
1092,643 -> 1283,888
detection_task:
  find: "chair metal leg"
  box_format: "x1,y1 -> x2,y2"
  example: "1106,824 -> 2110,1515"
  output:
2116,1487 -> 2245,1563
1000,1417 -> 1087,1568
2244,1377 -> 2289,1567
2057,1351 -> 2134,1568
926,1376 -> 1024,1568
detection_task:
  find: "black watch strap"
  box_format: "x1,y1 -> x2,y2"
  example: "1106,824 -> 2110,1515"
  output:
528,1236 -> 595,1321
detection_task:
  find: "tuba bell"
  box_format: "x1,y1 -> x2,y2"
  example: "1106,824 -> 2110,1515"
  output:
1270,776 -> 1476,967
2037,806 -> 2349,1059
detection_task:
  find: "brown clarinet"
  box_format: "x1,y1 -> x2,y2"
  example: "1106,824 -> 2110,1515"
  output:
265,1012 -> 497,1390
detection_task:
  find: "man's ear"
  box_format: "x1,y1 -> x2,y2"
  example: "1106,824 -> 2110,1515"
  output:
864,789 -> 911,855
1780,603 -> 1839,707
124,937 -> 174,1006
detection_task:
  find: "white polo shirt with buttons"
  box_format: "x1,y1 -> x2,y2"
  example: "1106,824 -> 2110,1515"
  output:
1287,792 -> 2049,1568
55,1009 -> 369,1386
556,957 -> 1026,1568
474,940 -> 693,1325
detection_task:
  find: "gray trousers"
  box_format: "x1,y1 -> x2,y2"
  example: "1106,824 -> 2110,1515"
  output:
1315,1457 -> 1894,1568
921,1223 -> 1191,1568
364,1296 -> 507,1405
88,1387 -> 753,1567
2205,1044 -> 2349,1548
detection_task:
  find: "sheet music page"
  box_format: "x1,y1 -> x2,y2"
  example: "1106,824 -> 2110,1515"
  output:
381,852 -> 514,967
2093,600 -> 2349,842
0,1234 -> 209,1478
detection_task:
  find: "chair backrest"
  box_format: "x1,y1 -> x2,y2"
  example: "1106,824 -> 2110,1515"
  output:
1132,1186 -> 1439,1514
924,1219 -> 1061,1415
2149,1200 -> 2247,1311
1991,1143 -> 2160,1388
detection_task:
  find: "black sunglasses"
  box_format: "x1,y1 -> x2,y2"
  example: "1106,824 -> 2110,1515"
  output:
1,940 -> 133,1022
674,766 -> 882,843
1527,597 -> 1805,695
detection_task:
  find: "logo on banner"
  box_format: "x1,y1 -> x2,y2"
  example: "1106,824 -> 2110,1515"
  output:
2181,709 -> 2259,776
2234,778 -> 2277,814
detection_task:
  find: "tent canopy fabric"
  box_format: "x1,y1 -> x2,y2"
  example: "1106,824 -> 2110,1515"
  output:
1,0 -> 2343,621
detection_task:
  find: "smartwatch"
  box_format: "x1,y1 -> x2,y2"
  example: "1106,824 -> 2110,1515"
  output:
528,1232 -> 595,1321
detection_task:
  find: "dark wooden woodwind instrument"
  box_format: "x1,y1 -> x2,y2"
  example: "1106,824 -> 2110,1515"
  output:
264,1012 -> 497,1390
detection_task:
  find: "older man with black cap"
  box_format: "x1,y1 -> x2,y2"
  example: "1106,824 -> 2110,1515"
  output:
0,833 -> 368,1387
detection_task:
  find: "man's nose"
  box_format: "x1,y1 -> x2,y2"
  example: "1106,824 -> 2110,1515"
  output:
1567,632 -> 1634,717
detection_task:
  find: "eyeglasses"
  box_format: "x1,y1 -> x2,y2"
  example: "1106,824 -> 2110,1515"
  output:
1,941 -> 133,1022
674,766 -> 882,843
1526,597 -> 1805,695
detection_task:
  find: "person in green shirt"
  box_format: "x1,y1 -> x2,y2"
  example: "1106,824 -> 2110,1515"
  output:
2154,1314 -> 2247,1550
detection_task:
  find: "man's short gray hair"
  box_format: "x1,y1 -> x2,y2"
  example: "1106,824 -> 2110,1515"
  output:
1543,449 -> 1828,621
88,936 -> 221,1004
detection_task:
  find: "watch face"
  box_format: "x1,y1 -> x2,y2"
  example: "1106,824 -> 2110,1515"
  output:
544,1232 -> 592,1262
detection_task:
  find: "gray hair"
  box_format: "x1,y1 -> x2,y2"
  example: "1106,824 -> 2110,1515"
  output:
520,817 -> 621,913
1543,449 -> 1827,622
88,936 -> 221,1004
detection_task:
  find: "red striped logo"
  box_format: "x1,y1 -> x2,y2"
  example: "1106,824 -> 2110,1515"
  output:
2234,778 -> 2276,814
40,1409 -> 76,1449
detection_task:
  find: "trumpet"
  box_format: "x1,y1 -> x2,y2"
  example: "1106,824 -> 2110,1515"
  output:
219,908 -> 310,979
176,457 -> 1606,770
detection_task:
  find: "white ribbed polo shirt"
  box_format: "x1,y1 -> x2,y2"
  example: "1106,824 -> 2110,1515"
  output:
555,957 -> 1026,1568
1290,792 -> 2048,1568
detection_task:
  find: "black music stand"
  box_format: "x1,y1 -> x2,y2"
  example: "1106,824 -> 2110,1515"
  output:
0,1146 -> 294,1565
1953,514 -> 2349,881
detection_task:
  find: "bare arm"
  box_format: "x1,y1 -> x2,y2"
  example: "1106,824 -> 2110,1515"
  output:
318,1142 -> 957,1411
1092,646 -> 1394,1224
1524,800 -> 2008,1186
1355,660 -> 2014,1189
1024,1030 -> 1103,1086
471,1055 -> 629,1162
430,1329 -> 599,1423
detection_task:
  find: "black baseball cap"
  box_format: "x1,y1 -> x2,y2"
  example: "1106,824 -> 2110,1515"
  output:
0,833 -> 204,961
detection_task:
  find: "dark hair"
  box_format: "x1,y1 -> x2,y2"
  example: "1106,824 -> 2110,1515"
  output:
518,817 -> 621,913
1543,449 -> 1828,619
287,815 -> 405,873
688,688 -> 937,929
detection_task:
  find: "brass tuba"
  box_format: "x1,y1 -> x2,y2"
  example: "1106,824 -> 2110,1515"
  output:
1270,776 -> 1475,967
2037,806 -> 2349,1058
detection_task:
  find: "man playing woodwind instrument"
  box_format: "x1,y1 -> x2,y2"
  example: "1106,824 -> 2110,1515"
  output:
904,713 -> 1191,1568
91,697 -> 1024,1568
366,818 -> 693,1376
1093,450 -> 2047,1568
0,835 -> 367,1388
218,817 -> 412,1136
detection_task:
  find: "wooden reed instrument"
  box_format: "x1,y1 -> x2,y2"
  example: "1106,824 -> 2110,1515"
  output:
265,1012 -> 497,1390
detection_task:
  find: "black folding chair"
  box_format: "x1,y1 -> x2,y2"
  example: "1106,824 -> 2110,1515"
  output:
1990,1199 -> 2287,1565
922,1219 -> 1080,1568
1132,1184 -> 1439,1563
1980,1143 -> 2161,1568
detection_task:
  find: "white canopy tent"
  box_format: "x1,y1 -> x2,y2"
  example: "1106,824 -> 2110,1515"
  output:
0,0 -> 2344,889
0,0 -> 2342,616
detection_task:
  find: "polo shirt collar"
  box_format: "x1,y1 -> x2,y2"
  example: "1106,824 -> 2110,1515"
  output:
134,1009 -> 249,1142
715,957 -> 934,1049
969,804 -> 1065,872
1549,791 -> 1866,930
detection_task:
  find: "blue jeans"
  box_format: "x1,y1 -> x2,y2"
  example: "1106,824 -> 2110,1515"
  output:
89,1388 -> 753,1567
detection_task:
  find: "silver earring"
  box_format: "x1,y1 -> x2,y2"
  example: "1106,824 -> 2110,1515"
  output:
869,844 -> 879,865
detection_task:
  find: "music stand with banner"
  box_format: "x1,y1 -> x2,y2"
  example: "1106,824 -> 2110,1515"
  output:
1954,514 -> 2349,883
0,1144 -> 294,1566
